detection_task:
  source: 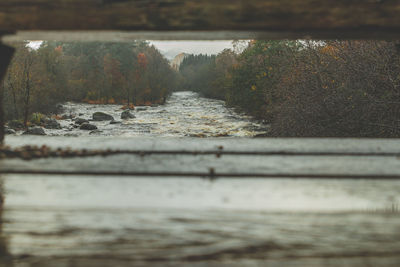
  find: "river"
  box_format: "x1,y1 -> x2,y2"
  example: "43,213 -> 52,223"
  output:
44,91 -> 268,137
1,91 -> 400,266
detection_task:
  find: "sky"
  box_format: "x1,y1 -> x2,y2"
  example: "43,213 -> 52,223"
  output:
28,40 -> 236,60
27,41 -> 43,50
149,41 -> 234,59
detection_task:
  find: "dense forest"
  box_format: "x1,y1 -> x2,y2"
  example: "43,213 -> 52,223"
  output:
3,40 -> 400,137
179,40 -> 400,137
2,41 -> 178,125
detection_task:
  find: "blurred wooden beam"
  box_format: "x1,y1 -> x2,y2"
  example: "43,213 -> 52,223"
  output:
0,43 -> 14,144
1,0 -> 400,39
4,136 -> 400,179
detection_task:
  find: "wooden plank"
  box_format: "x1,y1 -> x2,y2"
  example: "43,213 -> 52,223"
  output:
3,175 -> 400,266
2,137 -> 400,265
1,0 -> 400,39
7,136 -> 400,153
3,136 -> 400,178
0,44 -> 14,144
2,154 -> 400,178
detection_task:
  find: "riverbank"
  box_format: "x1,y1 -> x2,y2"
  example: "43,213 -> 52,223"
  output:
179,40 -> 400,138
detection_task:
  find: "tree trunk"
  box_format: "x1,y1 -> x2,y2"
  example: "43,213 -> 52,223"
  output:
7,74 -> 19,119
23,56 -> 33,128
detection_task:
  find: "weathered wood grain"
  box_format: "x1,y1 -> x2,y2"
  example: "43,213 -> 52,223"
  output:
1,0 -> 400,39
3,136 -> 400,178
3,169 -> 400,266
2,135 -> 400,267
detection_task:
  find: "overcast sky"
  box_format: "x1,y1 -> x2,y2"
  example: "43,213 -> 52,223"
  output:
149,41 -> 234,59
28,40 -> 235,60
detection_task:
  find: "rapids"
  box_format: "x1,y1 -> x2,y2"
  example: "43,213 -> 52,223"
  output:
49,91 -> 268,137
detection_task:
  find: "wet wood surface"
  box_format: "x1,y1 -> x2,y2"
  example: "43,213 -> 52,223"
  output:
3,136 -> 400,178
1,137 -> 400,266
1,0 -> 400,39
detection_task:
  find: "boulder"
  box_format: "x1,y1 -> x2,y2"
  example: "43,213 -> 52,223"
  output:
55,104 -> 64,114
89,130 -> 103,135
5,127 -> 16,135
110,120 -> 122,124
64,133 -> 79,137
92,112 -> 114,121
75,118 -> 89,125
44,118 -> 61,129
7,120 -> 24,130
121,110 -> 136,120
80,123 -> 98,130
61,114 -> 75,120
23,127 -> 46,135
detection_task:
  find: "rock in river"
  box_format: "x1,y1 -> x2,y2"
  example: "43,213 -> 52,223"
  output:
7,120 -> 24,130
61,114 -> 75,120
5,127 -> 16,135
121,110 -> 135,120
92,112 -> 114,121
110,120 -> 122,124
80,123 -> 98,130
23,127 -> 46,135
75,118 -> 89,125
44,118 -> 62,129
89,130 -> 103,135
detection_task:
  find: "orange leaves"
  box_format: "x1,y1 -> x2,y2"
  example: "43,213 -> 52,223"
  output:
52,115 -> 63,120
54,45 -> 63,54
84,98 -> 117,105
121,104 -> 135,110
320,45 -> 337,55
137,53 -> 148,69
320,45 -> 340,60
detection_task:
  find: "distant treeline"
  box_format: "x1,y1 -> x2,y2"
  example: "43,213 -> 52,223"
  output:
179,40 -> 400,137
2,41 -> 178,124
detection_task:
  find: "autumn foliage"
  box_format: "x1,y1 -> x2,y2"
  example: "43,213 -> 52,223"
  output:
2,41 -> 178,122
179,40 -> 400,137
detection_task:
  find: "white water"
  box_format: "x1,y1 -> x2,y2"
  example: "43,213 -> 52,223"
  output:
45,91 -> 268,137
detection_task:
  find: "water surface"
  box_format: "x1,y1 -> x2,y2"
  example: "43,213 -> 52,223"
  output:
47,91 -> 267,137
